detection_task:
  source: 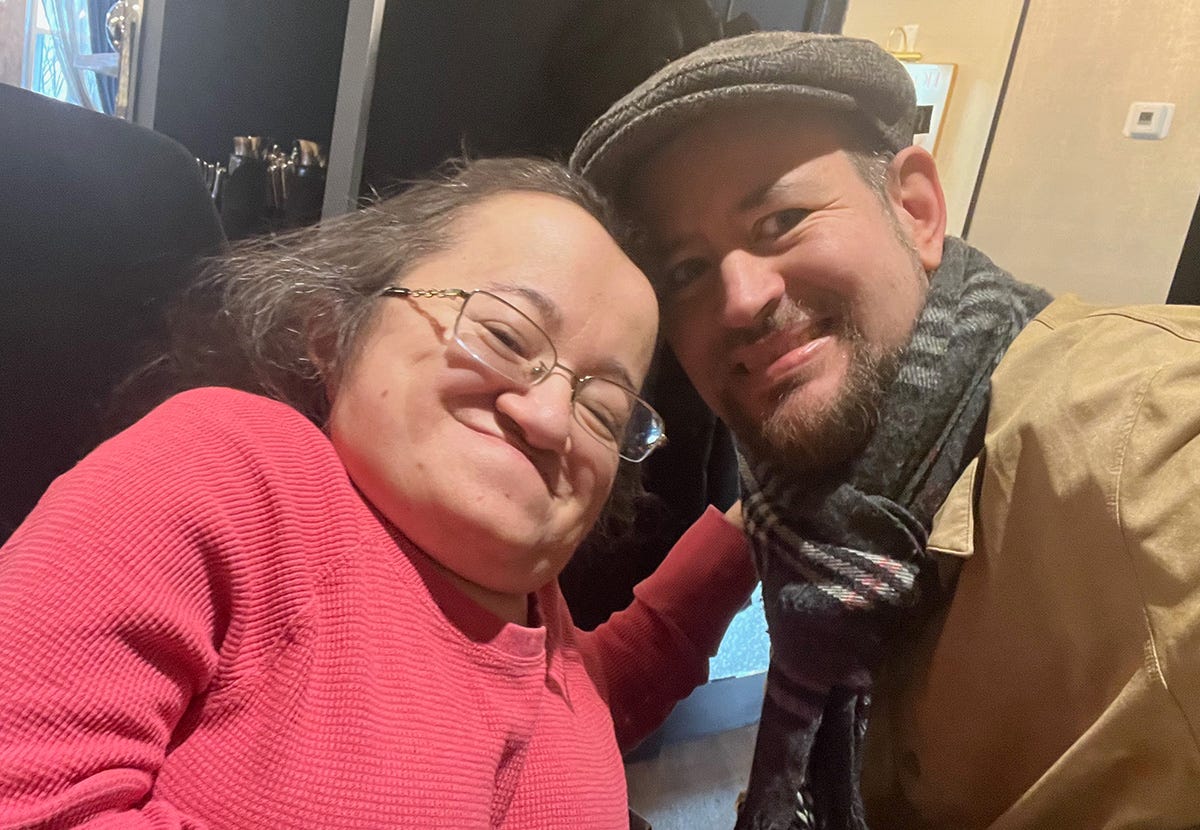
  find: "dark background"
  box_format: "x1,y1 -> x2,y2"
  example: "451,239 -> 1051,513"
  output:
147,0 -> 817,172
152,0 -> 350,163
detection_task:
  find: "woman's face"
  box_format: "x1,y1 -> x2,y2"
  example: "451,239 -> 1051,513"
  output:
328,192 -> 659,620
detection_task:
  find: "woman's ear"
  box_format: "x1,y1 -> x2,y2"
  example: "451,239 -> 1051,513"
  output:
307,348 -> 338,417
304,324 -> 341,406
886,145 -> 947,273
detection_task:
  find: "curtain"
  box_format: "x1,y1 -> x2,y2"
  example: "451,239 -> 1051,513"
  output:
41,0 -> 106,113
88,0 -> 118,114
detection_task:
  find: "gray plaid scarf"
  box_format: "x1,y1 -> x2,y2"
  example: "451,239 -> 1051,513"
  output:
735,238 -> 1051,830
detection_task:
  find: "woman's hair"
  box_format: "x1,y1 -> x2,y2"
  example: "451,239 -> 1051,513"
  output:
120,156 -> 647,533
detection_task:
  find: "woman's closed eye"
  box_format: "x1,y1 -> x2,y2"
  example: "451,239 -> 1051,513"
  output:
478,321 -> 536,360
575,399 -> 628,443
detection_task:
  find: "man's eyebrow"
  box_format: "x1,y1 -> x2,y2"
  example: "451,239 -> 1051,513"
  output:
737,177 -> 798,214
650,179 -> 797,264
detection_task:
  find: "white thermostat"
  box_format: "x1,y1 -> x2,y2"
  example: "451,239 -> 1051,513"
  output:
1123,102 -> 1175,140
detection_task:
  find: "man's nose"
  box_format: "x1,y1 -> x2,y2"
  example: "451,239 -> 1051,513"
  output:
718,249 -> 785,329
495,372 -> 575,454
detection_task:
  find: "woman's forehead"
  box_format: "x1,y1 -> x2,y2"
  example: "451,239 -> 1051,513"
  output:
445,192 -> 657,305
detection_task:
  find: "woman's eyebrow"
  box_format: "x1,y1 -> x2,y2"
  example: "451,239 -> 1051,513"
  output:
592,358 -> 638,391
484,282 -> 563,332
484,282 -> 639,389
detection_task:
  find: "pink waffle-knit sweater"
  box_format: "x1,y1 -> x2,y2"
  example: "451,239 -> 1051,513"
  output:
0,387 -> 756,829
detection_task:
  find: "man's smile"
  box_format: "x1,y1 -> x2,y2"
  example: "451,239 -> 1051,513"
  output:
731,317 -> 837,387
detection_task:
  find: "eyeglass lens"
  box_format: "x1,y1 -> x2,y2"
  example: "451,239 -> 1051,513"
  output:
454,291 -> 663,461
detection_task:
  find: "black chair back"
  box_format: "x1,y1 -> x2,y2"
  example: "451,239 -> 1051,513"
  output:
0,84 -> 226,540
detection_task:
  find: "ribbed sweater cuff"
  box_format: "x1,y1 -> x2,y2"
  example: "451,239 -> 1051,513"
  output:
633,505 -> 757,657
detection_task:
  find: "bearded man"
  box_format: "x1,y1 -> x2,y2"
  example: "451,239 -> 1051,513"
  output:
574,31 -> 1200,829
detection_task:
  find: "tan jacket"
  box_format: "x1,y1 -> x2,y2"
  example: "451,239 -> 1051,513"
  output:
863,296 -> 1200,828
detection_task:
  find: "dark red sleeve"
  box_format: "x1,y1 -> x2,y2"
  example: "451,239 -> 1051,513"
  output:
576,506 -> 758,750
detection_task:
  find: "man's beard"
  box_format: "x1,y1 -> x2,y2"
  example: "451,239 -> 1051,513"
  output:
733,322 -> 903,477
730,213 -> 924,476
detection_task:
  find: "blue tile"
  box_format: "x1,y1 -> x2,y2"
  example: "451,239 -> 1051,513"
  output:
710,583 -> 769,680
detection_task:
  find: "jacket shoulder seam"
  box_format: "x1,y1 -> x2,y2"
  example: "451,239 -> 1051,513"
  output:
1113,363 -> 1200,755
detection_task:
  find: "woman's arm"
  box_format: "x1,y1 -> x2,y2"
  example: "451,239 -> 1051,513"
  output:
575,504 -> 757,750
0,389 -> 303,828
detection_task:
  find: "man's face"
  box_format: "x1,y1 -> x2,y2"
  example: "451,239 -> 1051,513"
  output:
627,108 -> 934,473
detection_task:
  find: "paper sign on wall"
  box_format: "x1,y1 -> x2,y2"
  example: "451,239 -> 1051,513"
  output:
904,63 -> 957,156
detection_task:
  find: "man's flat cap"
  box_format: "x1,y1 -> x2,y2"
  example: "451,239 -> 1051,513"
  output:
571,31 -> 917,196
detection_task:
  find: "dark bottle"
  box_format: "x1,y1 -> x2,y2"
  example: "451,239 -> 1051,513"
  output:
282,139 -> 327,229
220,136 -> 271,239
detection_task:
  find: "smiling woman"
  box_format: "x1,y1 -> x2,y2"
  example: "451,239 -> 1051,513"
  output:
0,157 -> 757,829
328,189 -> 662,625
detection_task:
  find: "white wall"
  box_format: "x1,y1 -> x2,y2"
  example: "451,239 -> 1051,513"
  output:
967,0 -> 1200,304
843,0 -> 1026,237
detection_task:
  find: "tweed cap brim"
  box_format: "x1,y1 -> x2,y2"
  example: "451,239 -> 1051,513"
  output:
571,32 -> 917,198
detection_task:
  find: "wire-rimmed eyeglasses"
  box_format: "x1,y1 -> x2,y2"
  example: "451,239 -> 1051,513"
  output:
381,286 -> 666,463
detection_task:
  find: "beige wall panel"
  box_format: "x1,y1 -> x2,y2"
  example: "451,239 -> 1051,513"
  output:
968,0 -> 1200,304
844,0 -> 1025,236
0,0 -> 26,86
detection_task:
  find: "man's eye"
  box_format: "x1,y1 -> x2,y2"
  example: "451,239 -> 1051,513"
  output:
759,208 -> 810,240
661,258 -> 709,292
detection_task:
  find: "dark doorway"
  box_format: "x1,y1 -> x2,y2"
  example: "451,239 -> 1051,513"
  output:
1167,189 -> 1200,304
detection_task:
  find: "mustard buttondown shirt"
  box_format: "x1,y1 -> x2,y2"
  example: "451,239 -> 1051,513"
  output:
864,296 -> 1200,828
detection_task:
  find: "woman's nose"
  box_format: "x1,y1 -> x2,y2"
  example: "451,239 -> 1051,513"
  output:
494,372 -> 575,453
718,249 -> 785,329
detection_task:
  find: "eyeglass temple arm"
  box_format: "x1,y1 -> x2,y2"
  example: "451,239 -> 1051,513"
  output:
380,287 -> 470,299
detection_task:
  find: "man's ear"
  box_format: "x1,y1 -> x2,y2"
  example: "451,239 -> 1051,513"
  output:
886,145 -> 947,273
